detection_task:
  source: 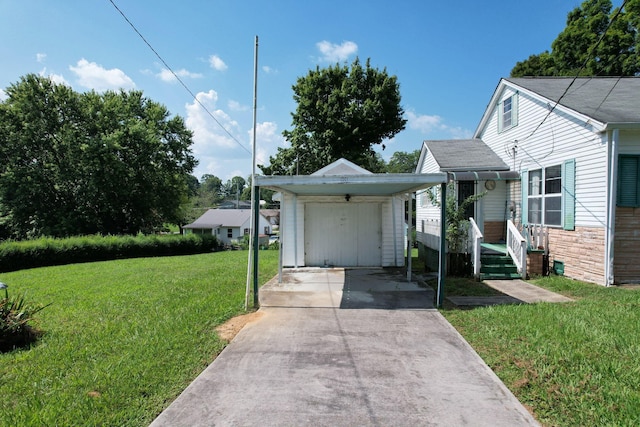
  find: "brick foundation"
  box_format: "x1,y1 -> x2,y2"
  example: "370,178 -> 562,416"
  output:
527,250 -> 545,277
547,227 -> 606,285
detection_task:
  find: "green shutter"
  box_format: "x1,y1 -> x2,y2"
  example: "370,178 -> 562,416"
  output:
562,159 -> 575,230
497,101 -> 503,133
521,170 -> 528,225
618,155 -> 640,207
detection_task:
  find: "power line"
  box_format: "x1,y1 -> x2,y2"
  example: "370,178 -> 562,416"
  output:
519,0 -> 629,144
107,0 -> 254,159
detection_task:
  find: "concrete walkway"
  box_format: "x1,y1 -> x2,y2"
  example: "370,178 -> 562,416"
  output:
150,269 -> 540,426
447,279 -> 574,307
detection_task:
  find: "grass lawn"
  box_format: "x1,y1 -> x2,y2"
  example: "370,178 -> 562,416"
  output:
0,250 -> 278,426
440,275 -> 640,426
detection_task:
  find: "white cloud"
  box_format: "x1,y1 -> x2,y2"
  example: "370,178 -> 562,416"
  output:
262,65 -> 277,74
209,55 -> 228,71
228,99 -> 249,112
186,89 -> 243,154
316,40 -> 358,62
157,68 -> 203,83
69,58 -> 135,92
406,111 -> 444,133
0,88 -> 6,101
36,53 -> 47,63
406,110 -> 473,139
251,121 -> 285,168
38,67 -> 69,86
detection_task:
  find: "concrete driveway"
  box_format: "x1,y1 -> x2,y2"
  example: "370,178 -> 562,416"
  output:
150,268 -> 539,426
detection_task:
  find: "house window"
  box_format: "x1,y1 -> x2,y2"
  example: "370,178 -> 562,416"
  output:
227,228 -> 233,238
618,155 -> 640,207
244,228 -> 250,235
528,165 -> 562,226
498,93 -> 518,132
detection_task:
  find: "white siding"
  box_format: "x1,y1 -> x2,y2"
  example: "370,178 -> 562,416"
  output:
619,129 -> 640,154
416,149 -> 444,250
478,85 -> 608,229
481,180 -> 509,222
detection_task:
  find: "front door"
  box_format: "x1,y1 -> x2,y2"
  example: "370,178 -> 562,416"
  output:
458,181 -> 475,220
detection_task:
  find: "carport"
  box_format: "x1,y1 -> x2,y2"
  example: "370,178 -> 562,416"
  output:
250,162 -> 448,307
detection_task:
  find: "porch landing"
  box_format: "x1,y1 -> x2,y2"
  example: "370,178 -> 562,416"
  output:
480,242 -> 507,255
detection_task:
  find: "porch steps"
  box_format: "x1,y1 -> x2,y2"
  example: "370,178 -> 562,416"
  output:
480,253 -> 520,280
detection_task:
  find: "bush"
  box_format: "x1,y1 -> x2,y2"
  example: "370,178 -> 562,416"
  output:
0,293 -> 49,352
0,234 -> 222,273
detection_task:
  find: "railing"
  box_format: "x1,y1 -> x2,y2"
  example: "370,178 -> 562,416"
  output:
468,218 -> 483,279
506,220 -> 527,278
523,224 -> 549,254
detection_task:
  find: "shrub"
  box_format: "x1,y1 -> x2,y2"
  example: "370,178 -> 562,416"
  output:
0,293 -> 49,352
0,234 -> 222,273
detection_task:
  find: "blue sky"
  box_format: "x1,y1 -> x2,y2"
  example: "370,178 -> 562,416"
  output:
0,0 -> 618,182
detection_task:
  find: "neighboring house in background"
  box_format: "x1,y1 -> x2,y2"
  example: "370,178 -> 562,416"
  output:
417,77 -> 640,286
260,209 -> 280,232
219,200 -> 251,209
183,209 -> 271,245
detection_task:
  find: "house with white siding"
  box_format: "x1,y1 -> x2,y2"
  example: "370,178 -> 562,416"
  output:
417,77 -> 640,286
182,209 -> 271,246
256,158 -> 446,271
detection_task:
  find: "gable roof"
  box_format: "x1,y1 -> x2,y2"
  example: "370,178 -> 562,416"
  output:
506,77 -> 640,125
311,158 -> 373,176
183,209 -> 253,229
422,139 -> 510,172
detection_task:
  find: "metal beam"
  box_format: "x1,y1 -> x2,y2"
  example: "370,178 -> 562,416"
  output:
437,182 -> 447,308
253,186 -> 260,307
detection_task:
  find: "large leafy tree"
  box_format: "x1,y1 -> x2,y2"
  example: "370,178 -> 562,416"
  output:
511,0 -> 640,77
259,58 -> 406,175
386,149 -> 421,173
0,74 -> 197,239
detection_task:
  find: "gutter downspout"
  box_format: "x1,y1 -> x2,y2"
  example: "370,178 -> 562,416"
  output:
605,129 -> 619,287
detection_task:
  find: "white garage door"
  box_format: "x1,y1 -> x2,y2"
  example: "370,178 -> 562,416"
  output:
304,202 -> 382,267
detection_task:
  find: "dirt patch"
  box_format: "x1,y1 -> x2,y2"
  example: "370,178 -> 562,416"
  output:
215,311 -> 265,342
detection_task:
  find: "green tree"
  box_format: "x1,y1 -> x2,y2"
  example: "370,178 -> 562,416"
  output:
199,174 -> 223,205
511,0 -> 640,77
0,74 -> 197,239
386,150 -> 421,173
259,58 -> 406,175
221,176 -> 246,201
427,183 -> 486,254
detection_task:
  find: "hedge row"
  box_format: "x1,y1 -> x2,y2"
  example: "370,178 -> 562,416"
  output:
0,234 -> 222,273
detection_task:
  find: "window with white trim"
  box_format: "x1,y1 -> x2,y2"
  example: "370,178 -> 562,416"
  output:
498,93 -> 518,132
527,165 -> 562,226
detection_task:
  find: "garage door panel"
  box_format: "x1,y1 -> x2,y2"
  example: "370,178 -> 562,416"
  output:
305,202 -> 380,267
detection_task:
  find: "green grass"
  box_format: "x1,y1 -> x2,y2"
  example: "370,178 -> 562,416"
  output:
0,250 -> 278,426
441,275 -> 640,426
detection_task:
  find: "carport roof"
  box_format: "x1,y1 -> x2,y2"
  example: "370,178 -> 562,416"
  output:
254,172 -> 447,196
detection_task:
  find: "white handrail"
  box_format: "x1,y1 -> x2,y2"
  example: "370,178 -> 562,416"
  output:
506,220 -> 527,278
469,218 -> 483,279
